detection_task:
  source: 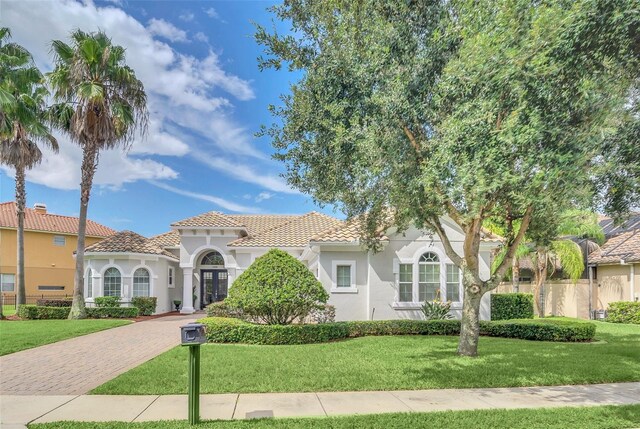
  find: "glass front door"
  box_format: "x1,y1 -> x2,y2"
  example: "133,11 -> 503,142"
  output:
200,269 -> 228,309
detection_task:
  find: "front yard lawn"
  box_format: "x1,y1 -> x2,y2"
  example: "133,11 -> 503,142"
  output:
0,319 -> 131,355
93,320 -> 640,395
28,405 -> 640,429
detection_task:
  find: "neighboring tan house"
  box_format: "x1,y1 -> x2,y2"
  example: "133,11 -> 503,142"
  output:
0,201 -> 116,299
83,210 -> 501,319
589,213 -> 640,312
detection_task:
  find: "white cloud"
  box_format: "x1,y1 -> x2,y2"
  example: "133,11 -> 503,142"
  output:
204,7 -> 220,19
147,18 -> 188,43
194,32 -> 209,43
178,11 -> 194,22
1,0 -> 269,192
191,148 -> 298,195
255,192 -> 274,202
149,181 -> 260,213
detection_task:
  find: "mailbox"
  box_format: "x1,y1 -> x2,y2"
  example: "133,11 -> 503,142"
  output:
181,323 -> 206,345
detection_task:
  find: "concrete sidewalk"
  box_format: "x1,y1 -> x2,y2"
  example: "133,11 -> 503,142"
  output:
1,382 -> 638,427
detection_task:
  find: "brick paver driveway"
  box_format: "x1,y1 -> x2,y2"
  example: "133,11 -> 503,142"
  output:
0,314 -> 198,395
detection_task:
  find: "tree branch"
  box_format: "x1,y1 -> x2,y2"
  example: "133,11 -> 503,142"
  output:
402,125 -> 422,157
426,216 -> 464,267
489,205 -> 534,288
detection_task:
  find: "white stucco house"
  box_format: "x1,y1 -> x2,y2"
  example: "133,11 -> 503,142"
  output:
83,210 -> 500,321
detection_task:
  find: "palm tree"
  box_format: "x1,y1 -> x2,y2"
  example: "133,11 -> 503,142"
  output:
0,28 -> 58,313
529,210 -> 605,316
47,30 -> 148,319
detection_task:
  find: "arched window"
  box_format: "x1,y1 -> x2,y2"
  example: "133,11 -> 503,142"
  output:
86,268 -> 93,298
201,251 -> 224,266
419,252 -> 440,301
103,267 -> 122,297
133,268 -> 150,297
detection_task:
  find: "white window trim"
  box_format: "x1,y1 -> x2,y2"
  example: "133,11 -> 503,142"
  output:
331,260 -> 357,293
53,235 -> 66,246
393,247 -> 463,309
1,273 -> 16,292
101,264 -> 124,298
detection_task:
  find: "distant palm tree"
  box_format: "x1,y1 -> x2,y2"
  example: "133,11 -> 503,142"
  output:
47,30 -> 148,319
0,27 -> 58,313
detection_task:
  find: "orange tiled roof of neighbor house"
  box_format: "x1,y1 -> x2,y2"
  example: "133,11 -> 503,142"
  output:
589,229 -> 640,265
148,230 -> 180,248
229,212 -> 343,248
170,211 -> 246,228
85,230 -> 178,260
0,201 -> 116,238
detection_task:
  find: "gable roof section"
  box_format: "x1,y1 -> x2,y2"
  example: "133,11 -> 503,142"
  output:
229,212 -> 343,248
226,214 -> 298,236
0,201 -> 115,238
589,229 -> 640,265
86,230 -> 178,260
148,230 -> 180,248
171,211 -> 245,229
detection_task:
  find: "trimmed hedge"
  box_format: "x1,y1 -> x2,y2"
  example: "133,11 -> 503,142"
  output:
202,317 -> 349,345
479,319 -> 596,342
94,296 -> 121,308
131,297 -> 157,316
206,301 -> 244,319
86,307 -> 139,318
17,305 -> 70,319
36,298 -> 73,307
491,293 -> 534,320
606,301 -> 640,324
17,305 -> 139,319
198,317 -> 595,345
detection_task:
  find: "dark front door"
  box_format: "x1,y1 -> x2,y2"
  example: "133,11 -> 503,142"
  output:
200,269 -> 228,309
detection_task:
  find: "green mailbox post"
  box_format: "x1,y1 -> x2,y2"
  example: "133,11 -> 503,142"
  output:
181,322 -> 206,425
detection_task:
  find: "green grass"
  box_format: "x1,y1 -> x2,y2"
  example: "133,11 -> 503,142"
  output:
2,304 -> 16,316
28,405 -> 640,429
92,320 -> 640,395
0,319 -> 131,355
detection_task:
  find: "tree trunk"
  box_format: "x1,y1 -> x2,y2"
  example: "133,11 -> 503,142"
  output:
457,284 -> 483,357
512,257 -> 520,293
15,166 -> 26,307
533,248 -> 547,317
69,147 -> 98,319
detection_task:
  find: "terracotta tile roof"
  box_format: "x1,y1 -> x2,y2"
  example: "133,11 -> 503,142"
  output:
148,230 -> 180,248
171,211 -> 245,228
589,229 -> 640,264
0,201 -> 115,238
85,230 -> 178,260
229,212 -> 343,247
227,214 -> 298,236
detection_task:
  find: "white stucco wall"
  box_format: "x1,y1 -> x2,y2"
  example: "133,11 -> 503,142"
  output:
318,249 -> 369,321
84,254 -> 179,314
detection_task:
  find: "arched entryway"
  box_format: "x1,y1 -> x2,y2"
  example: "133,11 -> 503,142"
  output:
197,250 -> 228,309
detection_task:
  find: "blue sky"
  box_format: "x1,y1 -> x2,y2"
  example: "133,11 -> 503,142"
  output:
0,0 -> 338,236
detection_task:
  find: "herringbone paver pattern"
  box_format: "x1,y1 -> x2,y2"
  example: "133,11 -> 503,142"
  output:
0,314 -> 197,395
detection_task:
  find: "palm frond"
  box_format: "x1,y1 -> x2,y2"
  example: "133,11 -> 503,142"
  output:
550,240 -> 584,282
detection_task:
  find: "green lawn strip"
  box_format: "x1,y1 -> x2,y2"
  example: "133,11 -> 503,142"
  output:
28,405 -> 640,429
92,320 -> 640,395
0,319 -> 131,355
2,304 -> 17,316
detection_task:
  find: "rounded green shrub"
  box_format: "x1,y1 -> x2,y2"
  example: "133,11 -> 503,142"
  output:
226,248 -> 329,324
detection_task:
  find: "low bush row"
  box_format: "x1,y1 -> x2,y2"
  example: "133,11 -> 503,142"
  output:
479,319 -> 596,342
130,297 -> 157,316
606,301 -> 640,324
17,305 -> 139,320
198,317 -> 595,345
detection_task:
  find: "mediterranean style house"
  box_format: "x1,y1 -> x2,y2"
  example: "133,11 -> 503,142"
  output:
83,210 -> 501,321
589,213 -> 640,311
0,201 -> 115,298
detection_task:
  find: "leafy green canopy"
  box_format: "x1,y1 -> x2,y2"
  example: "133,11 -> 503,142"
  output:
257,0 -> 638,288
226,249 -> 329,325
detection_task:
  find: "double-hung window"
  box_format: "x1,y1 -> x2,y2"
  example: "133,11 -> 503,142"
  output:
398,264 -> 413,302
419,252 -> 440,302
1,274 -> 15,292
446,264 -> 461,302
336,265 -> 351,288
